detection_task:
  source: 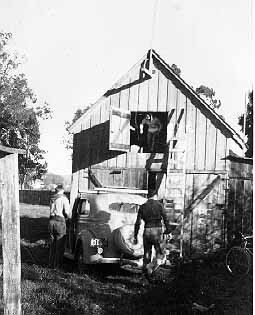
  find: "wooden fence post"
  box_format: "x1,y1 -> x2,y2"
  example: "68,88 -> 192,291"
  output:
0,153 -> 21,315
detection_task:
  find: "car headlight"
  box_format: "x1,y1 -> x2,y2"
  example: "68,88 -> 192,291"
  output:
97,247 -> 103,255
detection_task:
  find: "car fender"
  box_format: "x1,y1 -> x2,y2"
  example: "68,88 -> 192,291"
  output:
75,229 -> 102,264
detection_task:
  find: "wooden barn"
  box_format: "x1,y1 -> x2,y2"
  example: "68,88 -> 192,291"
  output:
69,49 -> 253,258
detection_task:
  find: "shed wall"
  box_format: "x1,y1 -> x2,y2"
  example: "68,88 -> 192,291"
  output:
72,55 -> 230,186
70,54 -> 251,258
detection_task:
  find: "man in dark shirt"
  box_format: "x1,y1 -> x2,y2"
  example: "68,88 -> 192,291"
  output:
134,190 -> 171,276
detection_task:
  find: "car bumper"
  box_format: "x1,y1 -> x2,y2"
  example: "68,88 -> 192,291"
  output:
91,255 -> 143,267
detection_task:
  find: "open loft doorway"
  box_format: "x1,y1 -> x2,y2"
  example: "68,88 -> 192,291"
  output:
130,112 -> 168,153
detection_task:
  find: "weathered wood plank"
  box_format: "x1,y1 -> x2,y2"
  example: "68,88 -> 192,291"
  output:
137,78 -> 149,111
243,179 -> 253,234
136,153 -> 147,168
126,152 -> 139,168
110,91 -> 120,109
172,92 -> 186,169
108,157 -> 117,169
0,153 -> 22,315
100,98 -> 110,124
195,109 -> 207,170
113,171 -> 123,187
166,108 -> 175,144
215,129 -> 227,170
185,99 -> 196,170
91,106 -> 100,127
119,77 -> 131,111
78,169 -> 88,191
128,69 -> 140,112
116,153 -> 127,168
123,169 -> 129,187
157,70 -> 168,112
205,120 -> 217,170
166,80 -> 176,111
147,69 -> 159,112
99,100 -> 110,168
81,114 -> 91,131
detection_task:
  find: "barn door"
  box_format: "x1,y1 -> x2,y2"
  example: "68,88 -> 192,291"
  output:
109,107 -> 131,152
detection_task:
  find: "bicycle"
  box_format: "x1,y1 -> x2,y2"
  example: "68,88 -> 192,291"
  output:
225,232 -> 253,278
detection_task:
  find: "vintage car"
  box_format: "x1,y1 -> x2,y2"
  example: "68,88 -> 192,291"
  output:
64,188 -> 147,270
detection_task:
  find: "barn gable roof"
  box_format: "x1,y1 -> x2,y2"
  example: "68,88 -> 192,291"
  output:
70,49 -> 245,150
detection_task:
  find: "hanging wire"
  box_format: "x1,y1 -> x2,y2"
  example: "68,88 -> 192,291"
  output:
149,0 -> 160,68
151,0 -> 160,50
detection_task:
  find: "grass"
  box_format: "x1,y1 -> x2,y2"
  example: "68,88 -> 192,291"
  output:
0,203 -> 252,314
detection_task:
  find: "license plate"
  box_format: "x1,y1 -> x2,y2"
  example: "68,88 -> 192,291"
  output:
90,238 -> 107,247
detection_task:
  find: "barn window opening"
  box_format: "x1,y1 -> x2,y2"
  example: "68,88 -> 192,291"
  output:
130,112 -> 167,153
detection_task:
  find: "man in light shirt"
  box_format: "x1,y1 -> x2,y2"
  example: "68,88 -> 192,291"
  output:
48,184 -> 71,269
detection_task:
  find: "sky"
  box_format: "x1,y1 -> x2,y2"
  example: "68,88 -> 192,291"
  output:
0,0 -> 253,175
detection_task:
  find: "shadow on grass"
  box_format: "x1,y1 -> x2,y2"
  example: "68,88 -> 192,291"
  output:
19,255 -> 253,315
20,216 -> 49,242
20,216 -> 49,266
17,213 -> 253,315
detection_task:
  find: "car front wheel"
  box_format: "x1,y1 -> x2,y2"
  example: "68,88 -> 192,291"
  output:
75,244 -> 89,274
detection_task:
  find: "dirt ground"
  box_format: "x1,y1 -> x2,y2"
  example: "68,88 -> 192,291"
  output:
0,203 -> 252,315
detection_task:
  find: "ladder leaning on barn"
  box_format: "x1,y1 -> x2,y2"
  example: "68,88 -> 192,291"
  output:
164,135 -> 187,258
163,132 -> 224,260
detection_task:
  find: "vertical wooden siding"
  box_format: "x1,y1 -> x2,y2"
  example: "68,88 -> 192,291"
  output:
74,54 -> 230,190
183,173 -> 226,257
226,160 -> 253,239
185,99 -> 196,169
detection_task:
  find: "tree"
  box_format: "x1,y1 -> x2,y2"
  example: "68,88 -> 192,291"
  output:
0,32 -> 52,187
238,91 -> 253,158
196,85 -> 221,109
169,66 -> 221,111
64,106 -> 90,151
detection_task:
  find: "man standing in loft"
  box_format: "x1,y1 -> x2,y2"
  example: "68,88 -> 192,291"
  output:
140,114 -> 162,152
134,190 -> 171,278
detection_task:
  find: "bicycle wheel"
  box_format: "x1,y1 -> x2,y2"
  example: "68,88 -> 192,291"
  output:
225,246 -> 251,277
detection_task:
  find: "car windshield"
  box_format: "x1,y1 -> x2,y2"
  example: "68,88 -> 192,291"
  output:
109,202 -> 139,213
82,192 -> 147,213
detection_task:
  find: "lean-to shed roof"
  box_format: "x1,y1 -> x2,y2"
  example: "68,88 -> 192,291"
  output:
0,144 -> 25,158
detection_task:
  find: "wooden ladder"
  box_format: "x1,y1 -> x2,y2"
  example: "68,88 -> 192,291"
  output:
164,136 -> 187,258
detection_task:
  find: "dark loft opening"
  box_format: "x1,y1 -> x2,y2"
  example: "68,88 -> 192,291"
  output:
130,111 -> 168,153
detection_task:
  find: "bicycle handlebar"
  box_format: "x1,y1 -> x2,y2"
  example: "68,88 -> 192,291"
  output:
244,235 -> 253,239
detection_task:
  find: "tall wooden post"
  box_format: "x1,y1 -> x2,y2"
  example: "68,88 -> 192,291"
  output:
0,153 -> 21,315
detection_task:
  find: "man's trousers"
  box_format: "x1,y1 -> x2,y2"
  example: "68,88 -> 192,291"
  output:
48,216 -> 66,268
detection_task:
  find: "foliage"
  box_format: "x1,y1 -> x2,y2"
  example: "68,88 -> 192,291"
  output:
170,64 -> 181,76
238,90 -> 253,158
64,106 -> 90,151
0,32 -> 52,186
195,85 -> 221,109
169,66 -> 221,111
